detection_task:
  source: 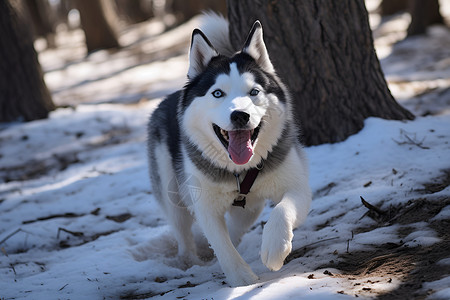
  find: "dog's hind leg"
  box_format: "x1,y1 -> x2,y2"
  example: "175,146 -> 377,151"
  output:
227,200 -> 265,247
167,203 -> 201,268
151,144 -> 200,268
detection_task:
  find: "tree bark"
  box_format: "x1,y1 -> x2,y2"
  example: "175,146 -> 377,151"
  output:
228,0 -> 414,146
76,0 -> 120,53
0,0 -> 55,122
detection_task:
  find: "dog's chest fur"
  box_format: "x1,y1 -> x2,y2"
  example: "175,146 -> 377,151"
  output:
182,145 -> 302,211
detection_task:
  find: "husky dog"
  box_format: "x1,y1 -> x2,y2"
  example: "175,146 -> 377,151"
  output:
147,14 -> 311,286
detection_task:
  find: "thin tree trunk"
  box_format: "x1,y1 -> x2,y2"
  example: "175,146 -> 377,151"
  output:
56,0 -> 73,28
76,0 -> 120,53
379,0 -> 408,15
115,0 -> 154,24
25,0 -> 57,48
0,0 -> 55,122
228,0 -> 414,146
408,0 -> 443,36
171,0 -> 227,23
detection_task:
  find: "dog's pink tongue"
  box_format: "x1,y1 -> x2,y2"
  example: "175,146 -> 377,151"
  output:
228,130 -> 253,165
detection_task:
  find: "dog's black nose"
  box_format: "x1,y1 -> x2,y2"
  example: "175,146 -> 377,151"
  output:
230,111 -> 250,128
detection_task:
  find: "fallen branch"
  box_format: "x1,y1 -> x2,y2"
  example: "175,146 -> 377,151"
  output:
23,212 -> 83,225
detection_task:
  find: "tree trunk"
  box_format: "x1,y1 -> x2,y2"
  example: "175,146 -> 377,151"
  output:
56,0 -> 74,28
115,0 -> 153,24
379,0 -> 408,16
25,0 -> 57,48
0,0 -> 55,122
228,0 -> 414,146
76,0 -> 120,53
171,0 -> 227,23
407,0 -> 443,36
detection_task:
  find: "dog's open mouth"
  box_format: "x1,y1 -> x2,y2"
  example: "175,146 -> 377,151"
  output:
213,123 -> 261,165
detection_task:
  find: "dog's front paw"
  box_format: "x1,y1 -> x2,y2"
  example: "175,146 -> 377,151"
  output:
224,263 -> 259,287
260,218 -> 293,271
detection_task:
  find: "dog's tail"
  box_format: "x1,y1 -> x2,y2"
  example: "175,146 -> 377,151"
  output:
198,12 -> 235,57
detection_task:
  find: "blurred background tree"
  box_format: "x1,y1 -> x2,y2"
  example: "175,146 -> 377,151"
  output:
378,0 -> 409,15
115,0 -> 154,24
75,0 -> 120,53
168,0 -> 226,23
24,0 -> 57,48
1,0 -> 444,126
379,0 -> 444,36
0,0 -> 55,122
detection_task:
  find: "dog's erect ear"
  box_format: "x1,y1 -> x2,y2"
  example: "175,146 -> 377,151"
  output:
188,29 -> 219,79
242,21 -> 275,74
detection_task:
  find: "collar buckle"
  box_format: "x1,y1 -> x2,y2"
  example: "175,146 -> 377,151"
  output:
232,194 -> 247,208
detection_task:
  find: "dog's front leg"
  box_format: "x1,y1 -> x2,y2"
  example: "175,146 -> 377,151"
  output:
261,186 -> 311,271
194,201 -> 258,286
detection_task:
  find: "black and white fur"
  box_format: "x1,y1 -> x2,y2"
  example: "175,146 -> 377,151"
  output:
147,14 -> 312,286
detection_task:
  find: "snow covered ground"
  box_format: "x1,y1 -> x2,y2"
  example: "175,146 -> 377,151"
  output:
1,5 -> 450,300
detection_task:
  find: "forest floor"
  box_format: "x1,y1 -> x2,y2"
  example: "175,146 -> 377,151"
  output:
1,3 -> 450,300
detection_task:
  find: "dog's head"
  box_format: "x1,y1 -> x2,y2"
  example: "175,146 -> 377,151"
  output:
181,21 -> 290,171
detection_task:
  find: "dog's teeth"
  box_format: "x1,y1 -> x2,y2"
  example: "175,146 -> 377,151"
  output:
220,129 -> 229,141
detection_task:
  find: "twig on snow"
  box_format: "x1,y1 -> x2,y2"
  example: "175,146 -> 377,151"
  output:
10,263 -> 16,275
346,231 -> 354,254
56,227 -> 84,239
302,236 -> 340,248
285,236 -> 340,264
0,228 -> 32,246
392,129 -> 430,149
360,196 -> 385,216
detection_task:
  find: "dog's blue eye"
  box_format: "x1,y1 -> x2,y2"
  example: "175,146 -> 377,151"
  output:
250,88 -> 260,96
212,89 -> 225,98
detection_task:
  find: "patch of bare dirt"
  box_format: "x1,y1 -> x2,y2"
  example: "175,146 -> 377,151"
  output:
288,170 -> 450,298
323,195 -> 450,299
326,216 -> 450,299
320,214 -> 450,300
